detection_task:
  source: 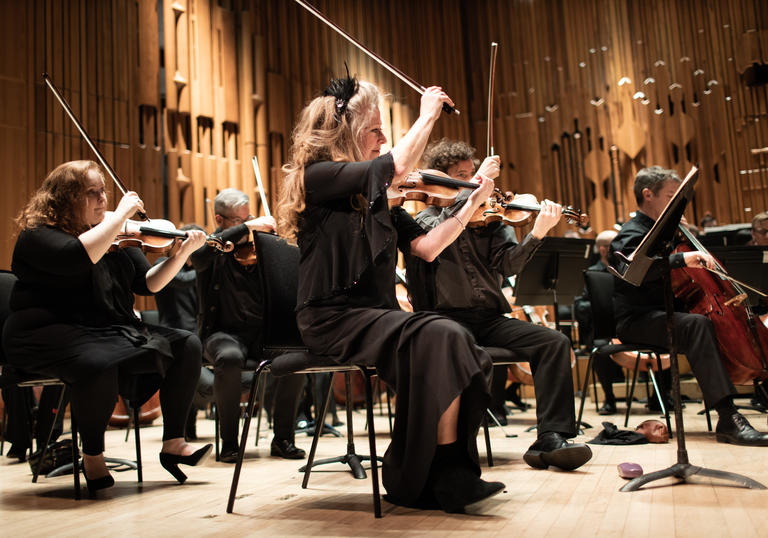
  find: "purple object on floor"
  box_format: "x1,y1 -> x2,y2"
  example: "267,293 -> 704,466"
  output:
618,462 -> 643,479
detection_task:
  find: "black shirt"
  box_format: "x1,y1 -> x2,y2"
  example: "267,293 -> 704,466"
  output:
298,153 -> 426,309
11,225 -> 150,326
610,211 -> 687,326
411,191 -> 542,314
190,224 -> 263,339
154,259 -> 197,332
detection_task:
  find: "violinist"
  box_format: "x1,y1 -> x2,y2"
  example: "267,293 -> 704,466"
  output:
277,76 -> 503,513
611,166 -> 768,446
407,139 -> 592,471
750,212 -> 768,246
190,188 -> 305,462
2,160 -> 212,492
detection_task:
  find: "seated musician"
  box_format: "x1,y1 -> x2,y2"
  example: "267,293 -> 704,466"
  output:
574,229 -> 625,415
277,76 -> 505,513
407,138 -> 592,471
611,166 -> 768,446
2,160 -> 212,492
190,188 -> 305,462
750,211 -> 768,246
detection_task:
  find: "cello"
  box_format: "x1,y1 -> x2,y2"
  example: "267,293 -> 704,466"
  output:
671,223 -> 768,385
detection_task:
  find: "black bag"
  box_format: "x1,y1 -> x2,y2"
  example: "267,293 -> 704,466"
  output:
28,439 -> 77,476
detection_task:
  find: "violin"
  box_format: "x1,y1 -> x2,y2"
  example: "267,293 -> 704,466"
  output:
468,190 -> 590,228
112,217 -> 234,253
388,169 -> 478,208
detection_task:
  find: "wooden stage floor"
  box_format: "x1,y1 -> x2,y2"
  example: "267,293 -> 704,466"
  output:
2,398 -> 768,537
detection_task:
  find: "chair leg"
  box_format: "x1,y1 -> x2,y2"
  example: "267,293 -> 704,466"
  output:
32,385 -> 67,483
301,376 -> 334,488
624,356 -> 641,427
647,357 -> 672,436
591,358 -> 600,413
482,412 -> 494,467
227,361 -> 267,514
71,414 -> 81,500
704,404 -> 712,432
576,349 -> 596,431
133,405 -> 143,483
361,368 -> 382,518
255,373 -> 266,447
386,387 -> 393,436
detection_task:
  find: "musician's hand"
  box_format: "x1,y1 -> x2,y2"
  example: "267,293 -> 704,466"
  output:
115,191 -> 145,220
476,155 -> 501,180
246,215 -> 276,233
531,200 -> 562,239
176,230 -> 207,256
683,251 -> 716,270
467,173 -> 495,206
420,86 -> 454,122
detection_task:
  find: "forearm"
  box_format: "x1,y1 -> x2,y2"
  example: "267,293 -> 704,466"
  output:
410,202 -> 476,262
389,115 -> 438,183
145,251 -> 190,293
78,212 -> 127,264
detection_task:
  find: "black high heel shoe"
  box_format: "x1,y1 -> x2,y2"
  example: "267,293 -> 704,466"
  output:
159,444 -> 212,484
82,466 -> 115,494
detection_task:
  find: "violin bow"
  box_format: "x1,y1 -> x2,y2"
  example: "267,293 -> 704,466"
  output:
487,42 -> 498,157
293,0 -> 458,115
43,73 -> 148,221
251,156 -> 272,218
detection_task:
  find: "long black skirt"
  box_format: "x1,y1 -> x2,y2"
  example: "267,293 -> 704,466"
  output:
3,307 -> 186,384
297,305 -> 492,506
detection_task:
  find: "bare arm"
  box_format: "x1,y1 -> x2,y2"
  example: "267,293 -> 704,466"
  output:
78,192 -> 145,264
389,87 -> 454,184
144,231 -> 207,292
410,174 -> 495,262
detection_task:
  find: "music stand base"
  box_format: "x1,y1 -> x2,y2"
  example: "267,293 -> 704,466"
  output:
299,452 -> 383,480
620,462 -> 767,492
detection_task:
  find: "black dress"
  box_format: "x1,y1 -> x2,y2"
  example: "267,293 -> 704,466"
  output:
295,153 -> 492,506
3,225 -> 190,384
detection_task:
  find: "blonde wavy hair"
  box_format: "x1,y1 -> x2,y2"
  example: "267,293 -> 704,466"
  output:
277,80 -> 381,241
16,160 -> 105,236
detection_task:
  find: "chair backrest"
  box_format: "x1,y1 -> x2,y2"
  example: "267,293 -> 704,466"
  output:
253,232 -> 305,351
0,270 -> 18,364
583,270 -> 616,342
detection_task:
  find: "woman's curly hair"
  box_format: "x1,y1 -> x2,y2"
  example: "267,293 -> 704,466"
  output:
16,160 -> 104,236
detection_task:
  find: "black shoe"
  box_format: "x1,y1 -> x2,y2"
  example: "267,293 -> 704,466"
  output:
82,466 -> 115,494
159,444 -> 213,484
270,439 -> 306,459
715,413 -> 768,446
6,444 -> 28,462
432,465 -> 505,513
598,402 -> 617,415
523,432 -> 592,470
219,448 -> 239,464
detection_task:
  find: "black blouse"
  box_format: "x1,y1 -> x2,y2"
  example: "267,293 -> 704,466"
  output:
297,153 -> 425,309
10,225 -> 150,326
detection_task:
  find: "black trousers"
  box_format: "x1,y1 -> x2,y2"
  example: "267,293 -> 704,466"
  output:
203,331 -> 304,445
70,333 -> 202,455
617,310 -> 736,408
447,312 -> 577,437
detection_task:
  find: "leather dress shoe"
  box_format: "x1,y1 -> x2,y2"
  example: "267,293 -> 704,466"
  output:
523,432 -> 592,470
219,442 -> 239,464
270,439 -> 306,459
598,402 -> 617,415
715,412 -> 768,446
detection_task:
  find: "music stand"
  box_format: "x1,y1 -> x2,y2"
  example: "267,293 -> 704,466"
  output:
610,166 -> 766,491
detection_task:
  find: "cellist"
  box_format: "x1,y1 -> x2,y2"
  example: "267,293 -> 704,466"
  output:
611,166 -> 768,446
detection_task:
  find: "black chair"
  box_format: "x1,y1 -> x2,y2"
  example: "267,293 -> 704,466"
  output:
479,347 -> 520,467
0,271 -> 146,497
576,271 -> 672,433
226,232 -> 382,518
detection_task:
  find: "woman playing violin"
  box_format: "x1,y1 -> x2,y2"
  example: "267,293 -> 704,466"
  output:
407,139 -> 592,471
277,76 -> 501,512
3,160 -> 212,492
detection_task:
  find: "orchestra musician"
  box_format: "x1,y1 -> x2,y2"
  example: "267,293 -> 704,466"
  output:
750,211 -> 768,246
2,160 -> 212,492
611,166 -> 768,446
407,138 -> 592,471
276,76 -> 504,513
190,188 -> 306,462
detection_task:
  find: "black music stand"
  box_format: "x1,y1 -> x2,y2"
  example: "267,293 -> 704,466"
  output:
610,167 -> 766,492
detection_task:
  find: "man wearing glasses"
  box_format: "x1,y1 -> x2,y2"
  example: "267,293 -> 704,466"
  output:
751,212 -> 768,246
191,188 -> 305,462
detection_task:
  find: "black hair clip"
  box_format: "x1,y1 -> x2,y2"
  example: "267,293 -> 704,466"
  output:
322,63 -> 358,123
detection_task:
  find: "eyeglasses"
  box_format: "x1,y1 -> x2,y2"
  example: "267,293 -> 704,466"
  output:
219,214 -> 254,226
